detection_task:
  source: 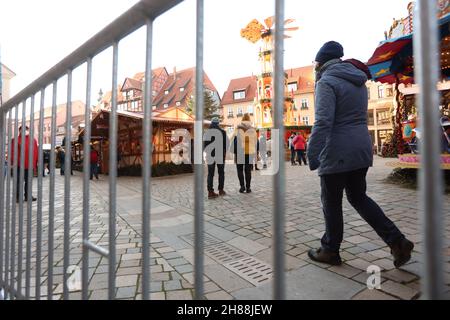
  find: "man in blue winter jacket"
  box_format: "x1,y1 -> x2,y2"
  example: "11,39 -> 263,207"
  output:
307,41 -> 413,268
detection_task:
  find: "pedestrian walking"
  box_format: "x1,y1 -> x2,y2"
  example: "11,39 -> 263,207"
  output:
307,41 -> 413,268
288,133 -> 296,165
231,113 -> 257,193
204,117 -> 228,198
10,125 -> 38,202
90,145 -> 100,180
258,130 -> 268,169
57,146 -> 65,175
293,132 -> 307,166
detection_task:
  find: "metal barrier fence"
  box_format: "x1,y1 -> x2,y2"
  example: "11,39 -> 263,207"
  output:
0,0 -> 445,300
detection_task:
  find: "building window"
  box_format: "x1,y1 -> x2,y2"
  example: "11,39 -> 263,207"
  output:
164,90 -> 169,95
368,110 -> 375,126
288,82 -> 298,92
367,88 -> 371,100
386,87 -> 393,97
227,127 -> 234,135
247,105 -> 254,115
302,116 -> 309,125
179,87 -> 185,92
176,101 -> 181,107
163,103 -> 169,108
227,107 -> 234,118
301,98 -> 309,110
378,86 -> 384,98
237,106 -> 243,117
233,90 -> 246,100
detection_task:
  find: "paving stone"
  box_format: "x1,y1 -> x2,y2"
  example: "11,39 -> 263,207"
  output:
116,275 -> 138,287
380,280 -> 420,300
329,264 -> 362,278
174,264 -> 194,274
116,286 -> 136,299
346,235 -> 372,245
204,264 -> 253,293
352,289 -> 398,300
164,280 -> 182,291
227,236 -> 267,255
150,292 -> 165,300
151,272 -> 170,282
166,290 -> 193,300
383,269 -> 418,284
205,291 -> 234,300
233,264 -> 363,300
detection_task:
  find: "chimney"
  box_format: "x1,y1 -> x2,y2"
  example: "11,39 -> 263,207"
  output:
173,66 -> 177,81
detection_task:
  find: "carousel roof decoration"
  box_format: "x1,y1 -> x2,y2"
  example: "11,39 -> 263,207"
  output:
367,11 -> 450,85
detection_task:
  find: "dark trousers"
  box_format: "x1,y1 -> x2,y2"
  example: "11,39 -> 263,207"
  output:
207,163 -> 225,192
16,168 -> 31,200
320,167 -> 404,253
90,163 -> 99,180
296,149 -> 307,165
236,155 -> 252,189
290,148 -> 296,164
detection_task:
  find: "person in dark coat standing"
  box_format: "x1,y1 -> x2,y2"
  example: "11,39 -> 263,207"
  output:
204,117 -> 228,198
307,41 -> 413,268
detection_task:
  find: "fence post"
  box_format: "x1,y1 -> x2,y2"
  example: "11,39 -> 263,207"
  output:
413,0 -> 445,300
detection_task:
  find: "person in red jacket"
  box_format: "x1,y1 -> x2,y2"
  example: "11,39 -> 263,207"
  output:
10,125 -> 38,201
90,145 -> 100,180
292,132 -> 308,166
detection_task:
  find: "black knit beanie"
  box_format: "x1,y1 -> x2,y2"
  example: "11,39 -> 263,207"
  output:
315,41 -> 344,65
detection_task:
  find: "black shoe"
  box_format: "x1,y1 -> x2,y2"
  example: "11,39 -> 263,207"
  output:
246,188 -> 252,193
390,238 -> 414,268
239,187 -> 246,193
308,248 -> 342,266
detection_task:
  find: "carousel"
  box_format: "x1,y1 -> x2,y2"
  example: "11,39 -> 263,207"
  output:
367,1 -> 450,170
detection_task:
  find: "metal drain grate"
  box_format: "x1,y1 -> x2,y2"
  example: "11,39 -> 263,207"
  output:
181,233 -> 222,247
204,243 -> 247,263
224,257 -> 273,286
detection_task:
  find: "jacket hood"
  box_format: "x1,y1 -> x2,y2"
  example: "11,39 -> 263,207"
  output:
237,121 -> 253,132
323,62 -> 367,87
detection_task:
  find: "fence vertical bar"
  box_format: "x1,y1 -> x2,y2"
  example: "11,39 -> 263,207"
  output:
194,0 -> 205,300
48,80 -> 57,300
0,110 -> 5,293
142,18 -> 153,301
273,0 -> 286,300
10,104 -> 19,299
63,70 -> 73,300
25,95 -> 35,299
17,101 -> 27,298
413,0 -> 445,300
3,111 -> 12,300
36,88 -> 45,300
109,41 -> 119,300
82,58 -> 92,300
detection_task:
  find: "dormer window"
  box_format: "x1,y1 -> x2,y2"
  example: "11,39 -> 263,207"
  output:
152,105 -> 156,110
179,87 -> 185,92
164,90 -> 169,95
176,101 -> 181,107
233,90 -> 246,100
163,103 -> 169,108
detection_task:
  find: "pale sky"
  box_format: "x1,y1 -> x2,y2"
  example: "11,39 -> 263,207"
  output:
1,0 -> 412,107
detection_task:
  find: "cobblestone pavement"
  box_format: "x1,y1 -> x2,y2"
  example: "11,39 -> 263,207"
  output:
10,156 -> 450,300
